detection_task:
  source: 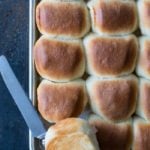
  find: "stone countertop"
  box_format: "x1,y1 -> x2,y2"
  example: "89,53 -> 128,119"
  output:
0,1 -> 29,150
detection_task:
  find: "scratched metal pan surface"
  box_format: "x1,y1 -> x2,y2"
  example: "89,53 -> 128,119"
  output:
29,0 -> 40,149
29,0 -> 90,150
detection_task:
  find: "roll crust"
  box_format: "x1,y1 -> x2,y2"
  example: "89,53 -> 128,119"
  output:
45,118 -> 100,150
37,80 -> 87,123
34,36 -> 85,82
138,0 -> 150,35
86,75 -> 138,122
136,78 -> 150,121
36,0 -> 90,38
136,37 -> 150,80
88,0 -> 137,35
89,114 -> 132,150
133,117 -> 150,150
84,34 -> 138,77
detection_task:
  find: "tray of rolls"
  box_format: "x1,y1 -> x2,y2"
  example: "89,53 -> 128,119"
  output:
29,0 -> 150,150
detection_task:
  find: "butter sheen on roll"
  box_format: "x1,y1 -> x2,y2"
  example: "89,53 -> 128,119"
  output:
133,117 -> 150,150
88,0 -> 137,35
86,75 -> 138,122
89,114 -> 132,150
136,78 -> 150,121
36,0 -> 90,39
84,34 -> 138,78
45,118 -> 100,150
37,79 -> 88,123
136,37 -> 150,80
138,0 -> 150,36
34,36 -> 85,82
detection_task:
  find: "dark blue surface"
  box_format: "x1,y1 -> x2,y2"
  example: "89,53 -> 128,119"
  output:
0,0 -> 29,150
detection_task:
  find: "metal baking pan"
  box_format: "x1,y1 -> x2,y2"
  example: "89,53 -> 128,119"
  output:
29,0 -> 90,150
29,0 -> 142,150
29,0 -> 45,150
29,0 -> 38,149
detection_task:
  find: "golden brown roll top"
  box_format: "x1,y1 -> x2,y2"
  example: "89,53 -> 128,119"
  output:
45,118 -> 100,150
136,37 -> 150,80
89,114 -> 132,150
138,0 -> 150,36
84,34 -> 138,78
136,78 -> 150,121
133,117 -> 150,150
86,75 -> 138,122
34,36 -> 85,82
36,0 -> 90,39
88,0 -> 137,35
37,79 -> 88,123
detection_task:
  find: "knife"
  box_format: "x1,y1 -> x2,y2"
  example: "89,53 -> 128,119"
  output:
0,55 -> 46,139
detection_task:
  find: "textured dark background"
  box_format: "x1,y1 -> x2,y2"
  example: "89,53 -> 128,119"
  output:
0,0 -> 29,150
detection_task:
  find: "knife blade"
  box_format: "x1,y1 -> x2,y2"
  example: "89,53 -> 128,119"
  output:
0,55 -> 46,139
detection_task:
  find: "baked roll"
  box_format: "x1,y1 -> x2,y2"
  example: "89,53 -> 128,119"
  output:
37,79 -> 87,123
133,117 -> 150,150
36,0 -> 90,39
136,78 -> 150,121
84,34 -> 138,78
88,0 -> 137,35
86,75 -> 138,122
136,37 -> 150,80
138,0 -> 150,36
89,114 -> 132,150
45,118 -> 100,150
34,36 -> 85,82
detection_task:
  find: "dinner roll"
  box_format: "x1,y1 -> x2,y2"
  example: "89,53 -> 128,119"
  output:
86,75 -> 138,122
34,36 -> 85,82
37,79 -> 87,123
136,37 -> 150,80
36,0 -> 90,39
88,0 -> 137,35
84,34 -> 138,78
45,118 -> 100,150
133,117 -> 150,150
138,0 -> 150,36
89,114 -> 132,150
136,78 -> 150,121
